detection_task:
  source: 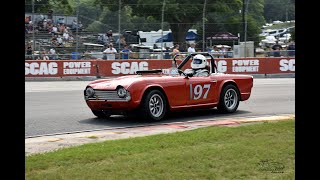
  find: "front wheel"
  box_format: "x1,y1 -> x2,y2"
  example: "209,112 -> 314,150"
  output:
217,84 -> 240,113
140,90 -> 167,121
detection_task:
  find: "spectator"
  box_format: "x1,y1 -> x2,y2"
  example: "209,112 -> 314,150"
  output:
218,46 -> 226,58
51,35 -> 58,46
97,35 -> 104,45
78,21 -> 83,30
28,21 -> 33,33
187,43 -> 196,53
42,19 -> 48,30
207,46 -> 212,53
71,19 -> 82,31
37,49 -> 49,60
120,44 -> 132,59
25,16 -> 30,24
164,46 -> 171,59
48,9 -> 53,20
63,31 -> 69,41
172,44 -> 181,57
153,44 -> 158,49
106,30 -> 114,44
49,48 -> 57,60
57,35 -> 63,47
39,14 -> 45,21
287,40 -> 295,57
25,25 -> 29,34
116,35 -> 126,47
272,40 -> 282,57
47,22 -> 53,33
57,18 -> 65,25
101,30 -> 114,45
103,43 -> 117,60
226,47 -> 233,58
69,35 -> 74,42
210,45 -> 219,58
107,30 -> 113,37
72,19 -> 78,30
59,24 -> 66,33
26,44 -> 33,59
171,44 -> 185,60
51,25 -> 58,35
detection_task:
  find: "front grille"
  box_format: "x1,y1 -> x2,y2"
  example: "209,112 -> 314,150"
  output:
87,90 -> 128,101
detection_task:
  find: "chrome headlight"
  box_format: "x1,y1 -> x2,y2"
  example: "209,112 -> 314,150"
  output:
117,87 -> 127,98
85,87 -> 94,97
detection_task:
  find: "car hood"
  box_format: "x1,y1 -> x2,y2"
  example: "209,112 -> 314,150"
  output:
87,75 -> 168,90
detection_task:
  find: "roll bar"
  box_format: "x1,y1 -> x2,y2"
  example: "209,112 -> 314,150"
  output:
173,53 -> 217,73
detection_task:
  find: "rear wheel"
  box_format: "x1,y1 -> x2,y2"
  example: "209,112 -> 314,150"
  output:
92,110 -> 111,118
140,90 -> 167,121
217,84 -> 240,113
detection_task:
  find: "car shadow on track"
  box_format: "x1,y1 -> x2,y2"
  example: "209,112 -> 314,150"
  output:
78,109 -> 252,128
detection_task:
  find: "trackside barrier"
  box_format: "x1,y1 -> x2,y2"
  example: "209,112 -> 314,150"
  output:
25,58 -> 295,77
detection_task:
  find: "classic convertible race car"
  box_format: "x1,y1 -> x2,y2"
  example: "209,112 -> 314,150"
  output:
84,53 -> 253,121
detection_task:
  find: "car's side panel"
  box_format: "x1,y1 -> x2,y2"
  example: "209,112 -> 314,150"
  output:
128,76 -> 188,108
233,78 -> 253,101
214,74 -> 253,101
186,76 -> 218,106
161,76 -> 188,107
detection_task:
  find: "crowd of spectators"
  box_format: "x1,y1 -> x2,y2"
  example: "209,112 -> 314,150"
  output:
25,15 -> 80,45
25,13 -> 84,59
264,40 -> 295,57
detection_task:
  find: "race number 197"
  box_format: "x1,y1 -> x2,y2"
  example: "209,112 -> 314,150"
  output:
190,84 -> 211,100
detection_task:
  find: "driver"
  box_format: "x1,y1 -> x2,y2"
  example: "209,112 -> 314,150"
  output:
184,54 -> 210,77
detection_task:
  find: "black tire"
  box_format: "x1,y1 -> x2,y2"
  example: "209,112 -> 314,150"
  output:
139,89 -> 167,121
92,110 -> 111,118
217,84 -> 240,113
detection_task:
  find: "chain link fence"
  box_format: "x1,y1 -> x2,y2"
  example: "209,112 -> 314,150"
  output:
25,1 -> 295,60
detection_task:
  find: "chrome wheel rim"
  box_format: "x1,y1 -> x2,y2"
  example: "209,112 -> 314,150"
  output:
224,89 -> 238,109
149,94 -> 164,118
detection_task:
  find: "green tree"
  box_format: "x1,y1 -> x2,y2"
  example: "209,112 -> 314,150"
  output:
85,5 -> 166,33
25,0 -> 72,15
95,0 -> 245,46
196,0 -> 265,47
264,0 -> 295,22
290,27 -> 295,41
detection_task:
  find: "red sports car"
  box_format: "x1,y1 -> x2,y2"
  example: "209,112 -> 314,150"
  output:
84,53 -> 253,121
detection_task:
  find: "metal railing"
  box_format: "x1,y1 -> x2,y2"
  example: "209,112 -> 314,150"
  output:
262,50 -> 295,57
25,50 -> 295,60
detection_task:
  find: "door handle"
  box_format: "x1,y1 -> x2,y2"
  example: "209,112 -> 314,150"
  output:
210,80 -> 217,83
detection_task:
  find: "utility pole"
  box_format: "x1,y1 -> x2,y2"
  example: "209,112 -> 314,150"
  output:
242,0 -> 245,42
32,0 -> 35,59
118,0 -> 121,53
161,0 -> 165,59
285,0 -> 290,21
75,0 -> 79,56
244,0 -> 250,57
202,0 -> 207,51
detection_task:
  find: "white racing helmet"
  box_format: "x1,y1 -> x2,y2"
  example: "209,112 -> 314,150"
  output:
191,54 -> 208,70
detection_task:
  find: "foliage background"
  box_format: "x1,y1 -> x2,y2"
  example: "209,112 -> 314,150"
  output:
25,0 -> 295,48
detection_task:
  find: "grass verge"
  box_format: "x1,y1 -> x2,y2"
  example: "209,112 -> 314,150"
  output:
26,119 -> 294,179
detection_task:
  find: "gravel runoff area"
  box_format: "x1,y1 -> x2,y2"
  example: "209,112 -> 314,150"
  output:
25,114 -> 294,156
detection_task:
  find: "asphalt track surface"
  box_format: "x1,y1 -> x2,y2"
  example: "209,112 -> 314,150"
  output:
25,78 -> 295,137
